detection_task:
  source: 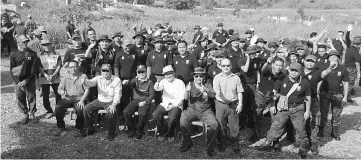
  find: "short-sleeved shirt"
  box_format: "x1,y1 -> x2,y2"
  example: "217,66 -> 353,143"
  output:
133,44 -> 149,66
188,81 -> 215,110
238,57 -> 261,84
192,31 -> 203,44
14,26 -> 27,37
258,65 -> 286,95
65,24 -> 76,38
213,73 -> 244,102
302,69 -> 322,99
10,48 -> 40,82
225,47 -> 243,73
113,50 -> 139,80
320,65 -> 349,92
90,48 -> 117,75
212,30 -> 229,44
274,76 -> 311,104
58,73 -> 88,101
63,48 -> 91,75
146,50 -> 172,75
207,63 -> 222,81
38,52 -> 62,84
315,53 -> 330,71
173,53 -> 198,84
344,46 -> 360,68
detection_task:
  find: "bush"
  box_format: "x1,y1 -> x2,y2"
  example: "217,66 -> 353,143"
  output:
296,7 -> 304,18
201,0 -> 215,10
164,0 -> 197,10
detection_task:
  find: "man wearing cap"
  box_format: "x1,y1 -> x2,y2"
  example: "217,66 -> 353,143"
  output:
259,62 -> 311,158
179,67 -> 218,157
173,40 -> 198,84
201,43 -> 219,69
244,28 -> 256,46
25,14 -> 37,37
268,41 -> 279,55
295,43 -> 308,64
132,31 -> 149,66
146,36 -> 173,106
80,63 -> 122,141
111,32 -> 123,53
207,50 -> 224,84
13,20 -> 27,38
192,35 -> 210,67
164,37 -> 177,57
225,34 -> 244,75
153,65 -> 185,140
212,23 -> 229,48
27,29 -> 43,56
343,36 -> 361,99
318,50 -> 349,141
213,58 -> 244,153
85,35 -> 116,76
10,35 -> 41,124
192,25 -> 203,45
123,65 -> 155,139
286,49 -> 299,68
63,34 -> 91,76
301,54 -> 322,154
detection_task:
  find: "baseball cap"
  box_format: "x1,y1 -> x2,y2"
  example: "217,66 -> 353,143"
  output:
137,65 -> 146,72
289,62 -> 303,73
217,23 -> 224,27
328,50 -> 340,58
32,29 -> 41,36
305,55 -> 317,62
193,67 -> 205,74
101,64 -> 111,70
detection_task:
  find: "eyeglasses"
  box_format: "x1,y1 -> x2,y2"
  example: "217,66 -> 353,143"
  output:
138,71 -> 145,74
101,69 -> 110,72
215,56 -> 223,58
194,74 -> 204,78
221,65 -> 231,67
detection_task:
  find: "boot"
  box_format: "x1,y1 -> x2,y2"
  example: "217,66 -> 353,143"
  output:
299,147 -> 308,159
256,139 -> 273,151
331,127 -> 341,141
317,127 -> 324,138
180,135 -> 192,152
273,140 -> 281,152
20,113 -> 30,124
310,143 -> 319,155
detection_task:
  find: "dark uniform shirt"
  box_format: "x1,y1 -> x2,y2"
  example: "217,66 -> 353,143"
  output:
225,47 -> 243,73
302,69 -> 322,99
63,48 -> 91,75
146,50 -> 172,75
133,44 -> 149,66
258,65 -> 286,95
212,30 -> 229,44
297,54 -> 307,65
192,31 -> 203,44
188,82 -> 215,110
320,65 -> 349,92
14,26 -> 27,37
128,78 -> 155,104
315,53 -> 329,71
238,57 -> 261,84
274,76 -> 311,104
10,48 -> 40,82
173,53 -> 198,84
90,47 -> 116,75
344,46 -> 360,68
207,63 -> 222,84
258,49 -> 271,62
114,50 -> 139,80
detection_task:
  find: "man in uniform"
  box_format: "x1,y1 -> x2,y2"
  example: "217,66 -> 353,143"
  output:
192,35 -> 210,67
111,32 -> 123,53
225,35 -> 243,76
343,36 -> 361,100
132,31 -> 149,66
212,23 -> 229,48
192,25 -> 203,45
213,58 -> 244,153
63,34 -> 91,76
319,50 -> 349,141
268,41 -> 279,55
173,40 -> 198,84
315,44 -> 329,71
207,50 -> 224,84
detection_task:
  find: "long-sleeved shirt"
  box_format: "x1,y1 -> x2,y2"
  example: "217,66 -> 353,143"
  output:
154,78 -> 185,111
84,75 -> 122,105
128,78 -> 155,104
213,73 -> 244,102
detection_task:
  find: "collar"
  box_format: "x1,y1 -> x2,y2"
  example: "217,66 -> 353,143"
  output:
137,77 -> 148,82
179,52 -> 189,58
100,75 -> 114,81
221,72 -> 235,78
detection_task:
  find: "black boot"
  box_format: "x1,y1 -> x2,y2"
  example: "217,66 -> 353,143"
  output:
180,135 -> 192,152
331,127 -> 341,141
249,131 -> 260,143
317,127 -> 324,138
273,140 -> 281,152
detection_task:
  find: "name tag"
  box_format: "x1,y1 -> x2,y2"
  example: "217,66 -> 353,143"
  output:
186,60 -> 189,64
254,63 -> 257,68
141,50 -> 145,54
308,75 -> 312,80
132,55 -> 135,59
113,48 -> 115,52
297,86 -> 301,91
164,54 -> 166,59
283,83 -> 287,88
213,71 -> 216,75
152,55 -> 155,59
337,71 -> 341,76
122,56 -> 124,60
175,61 -> 178,65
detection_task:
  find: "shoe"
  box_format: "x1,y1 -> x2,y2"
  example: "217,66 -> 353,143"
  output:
127,131 -> 136,138
53,128 -> 67,136
310,144 -> 319,155
218,142 -> 227,152
350,89 -> 355,95
107,134 -> 116,141
299,148 -> 308,159
331,127 -> 341,141
180,141 -> 193,152
79,129 -> 95,137
20,113 -> 30,124
331,134 -> 341,141
45,113 -> 53,119
206,147 -> 215,157
135,132 -> 143,140
347,98 -> 353,103
317,127 -> 324,138
249,132 -> 259,143
256,139 -> 273,151
273,140 -> 281,152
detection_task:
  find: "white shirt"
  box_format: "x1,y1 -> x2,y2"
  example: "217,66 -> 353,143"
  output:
84,75 -> 122,105
154,78 -> 185,111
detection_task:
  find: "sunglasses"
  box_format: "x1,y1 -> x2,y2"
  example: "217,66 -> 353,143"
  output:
222,65 -> 231,67
194,74 -> 204,78
306,60 -> 315,63
215,56 -> 223,58
138,71 -> 145,74
101,69 -> 110,72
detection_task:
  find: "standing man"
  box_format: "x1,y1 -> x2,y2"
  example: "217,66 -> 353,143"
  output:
153,65 -> 185,141
81,64 -> 122,141
192,35 -> 210,66
173,40 -> 198,84
207,50 -> 224,84
123,65 -> 155,139
319,50 -> 349,141
259,62 -> 311,159
225,35 -> 243,75
192,25 -> 203,45
81,21 -> 93,43
111,32 -> 123,53
179,67 -> 218,157
10,35 -> 40,124
63,34 -> 91,76
315,44 -> 330,71
343,36 -> 361,101
24,14 -> 37,38
213,58 -> 244,153
132,31 -> 149,66
13,20 -> 27,38
65,20 -> 76,39
212,23 -> 229,48
27,29 -> 43,56
54,61 -> 90,136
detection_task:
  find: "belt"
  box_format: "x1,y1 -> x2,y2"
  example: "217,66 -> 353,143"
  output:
217,100 -> 238,106
288,102 -> 303,108
329,91 -> 342,95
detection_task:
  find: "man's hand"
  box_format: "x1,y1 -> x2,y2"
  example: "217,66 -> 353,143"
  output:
342,97 -> 348,104
304,110 -> 310,120
347,24 -> 353,31
320,29 -> 328,35
236,104 -> 243,113
76,100 -> 85,110
267,56 -> 273,64
107,105 -> 116,114
58,89 -> 66,96
89,42 -> 97,49
139,101 -> 146,107
221,43 -> 227,47
168,104 -> 175,109
330,60 -> 337,68
122,79 -> 129,85
18,80 -> 27,89
270,106 -> 277,115
186,84 -> 191,92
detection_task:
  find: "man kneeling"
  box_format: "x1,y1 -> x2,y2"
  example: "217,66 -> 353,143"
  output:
54,60 -> 89,136
180,67 -> 218,157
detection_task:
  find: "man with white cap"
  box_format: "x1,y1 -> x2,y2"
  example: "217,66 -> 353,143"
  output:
153,65 -> 185,141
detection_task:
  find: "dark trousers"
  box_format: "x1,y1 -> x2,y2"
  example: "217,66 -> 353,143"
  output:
41,83 -> 61,113
15,81 -> 36,114
306,98 -> 320,144
123,99 -> 151,134
215,101 -> 239,146
55,98 -> 84,129
149,74 -> 163,106
180,107 -> 218,148
266,104 -> 308,148
320,92 -> 343,134
239,84 -> 256,129
152,105 -> 182,137
83,100 -> 118,135
119,84 -> 132,116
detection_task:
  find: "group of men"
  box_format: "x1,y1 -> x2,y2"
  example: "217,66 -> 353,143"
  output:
7,15 -> 361,158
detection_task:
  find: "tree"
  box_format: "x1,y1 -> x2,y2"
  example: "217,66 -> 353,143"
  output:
202,0 -> 215,10
164,0 -> 197,10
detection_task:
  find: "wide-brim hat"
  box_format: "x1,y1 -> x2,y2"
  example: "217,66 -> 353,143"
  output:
256,38 -> 267,44
289,62 -> 303,73
153,36 -> 164,43
268,41 -> 279,48
162,65 -> 174,75
198,35 -> 211,43
244,29 -> 253,34
213,50 -> 225,57
328,50 -> 340,58
41,38 -> 52,45
97,35 -> 112,43
37,26 -> 47,33
72,34 -> 81,40
217,23 -> 224,27
32,29 -> 41,36
229,35 -> 240,42
137,65 -> 146,72
354,36 -> 361,44
305,55 -> 317,62
112,32 -> 123,39
132,31 -> 146,39
245,45 -> 261,54
164,37 -> 176,44
194,25 -> 201,30
192,67 -> 206,74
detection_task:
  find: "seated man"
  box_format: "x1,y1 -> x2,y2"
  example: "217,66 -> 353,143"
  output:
180,67 -> 218,157
54,60 -> 90,136
153,65 -> 185,141
123,65 -> 155,139
81,64 -> 122,141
